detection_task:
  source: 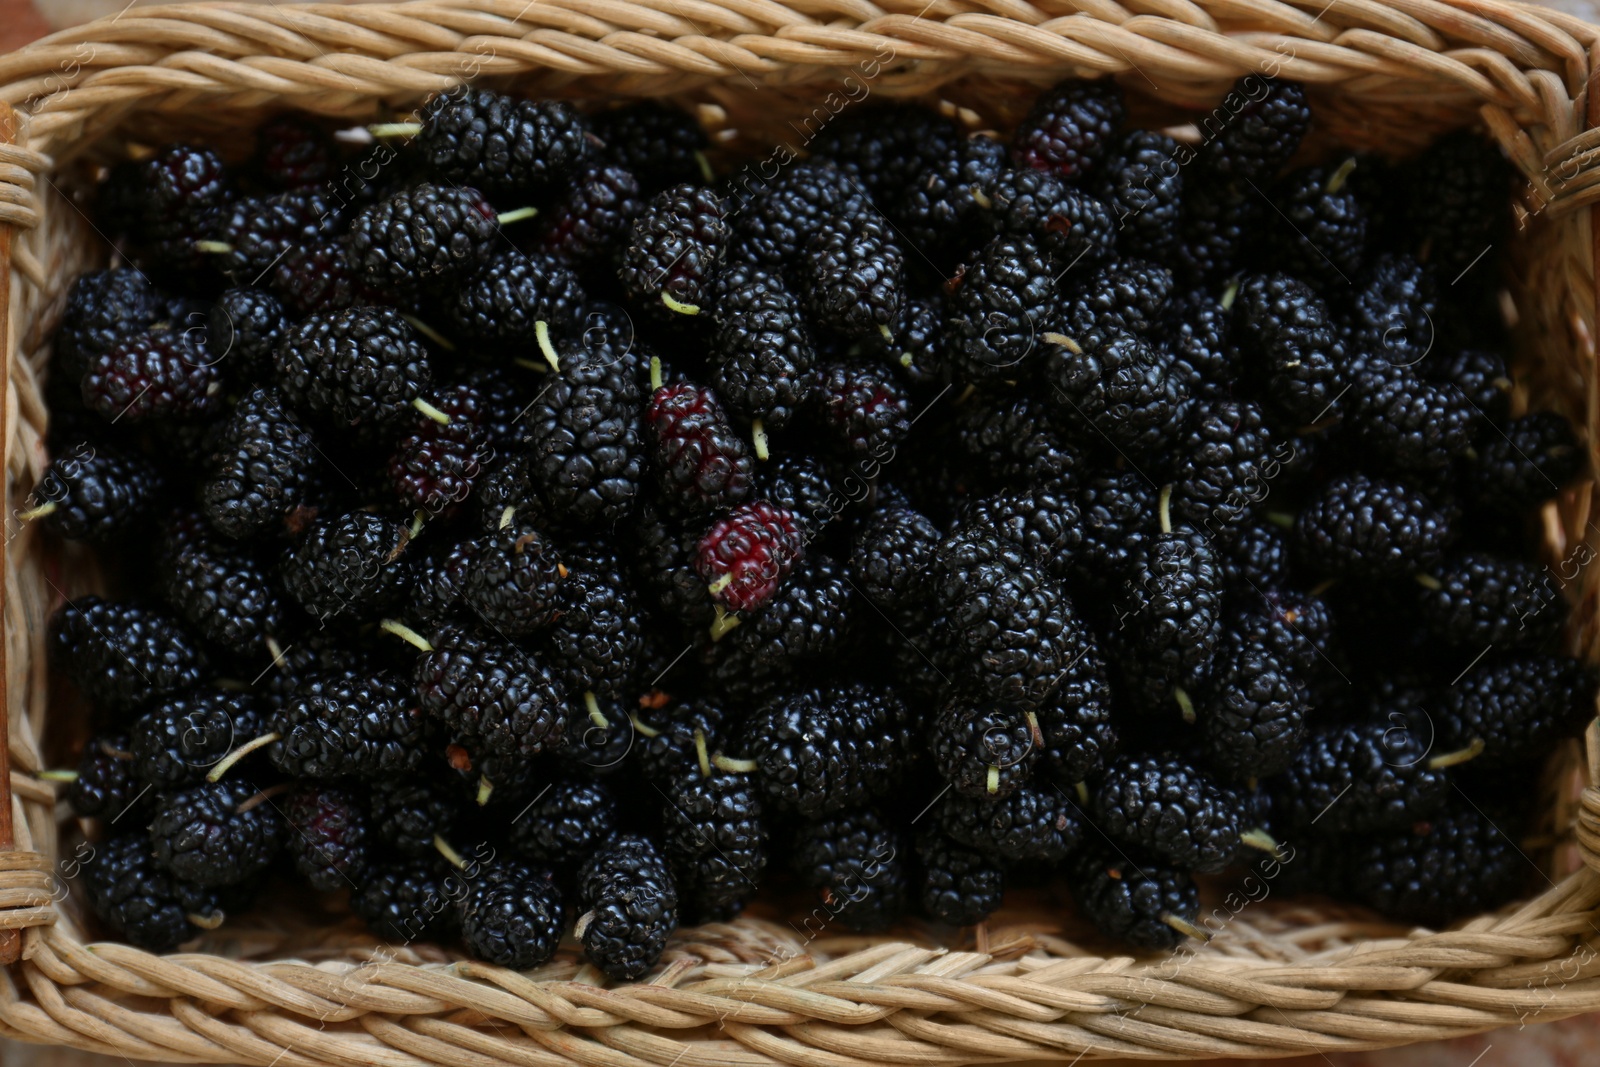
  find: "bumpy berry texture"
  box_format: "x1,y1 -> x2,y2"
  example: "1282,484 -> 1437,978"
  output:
659,766 -> 768,923
1274,721 -> 1449,833
809,105 -> 960,203
695,500 -> 804,613
936,785 -> 1080,863
130,688 -> 263,788
51,597 -> 208,714
269,669 -> 430,778
1406,131 -> 1509,279
508,777 -> 619,866
82,330 -> 218,424
71,734 -> 151,823
55,269 -> 166,382
1268,161 -> 1367,285
1011,79 -> 1124,180
1232,273 -> 1346,425
208,287 -> 288,382
1070,846 -> 1199,950
1467,412 -> 1583,516
284,785 -> 369,891
645,382 -> 753,513
158,511 -> 288,655
577,835 -> 677,979
448,249 -> 586,346
202,386 -> 320,539
538,163 -> 644,270
416,89 -> 592,196
29,442 -> 159,542
987,169 -> 1116,269
709,265 -> 816,428
620,184 -> 729,315
352,858 -> 462,943
149,777 -> 284,888
547,548 -> 643,700
851,507 -> 940,621
944,235 -> 1057,384
275,306 -> 433,430
800,208 -> 903,341
1194,76 -> 1310,181
367,778 -> 461,858
1093,756 -> 1241,873
1094,130 -> 1184,259
742,682 -> 909,816
348,183 -> 500,291
1293,474 -> 1451,579
416,625 -> 566,760
1346,801 -> 1526,925
1416,553 -> 1563,651
1201,639 -> 1309,780
1046,333 -> 1188,463
929,697 -> 1039,799
462,517 -> 565,635
791,807 -> 908,932
591,103 -> 708,195
84,835 -> 225,950
458,861 -> 566,969
916,832 -> 1004,927
1440,654 -> 1596,767
281,511 -> 410,623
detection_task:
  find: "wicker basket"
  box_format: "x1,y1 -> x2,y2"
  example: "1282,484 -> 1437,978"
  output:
2,0 -> 1600,1062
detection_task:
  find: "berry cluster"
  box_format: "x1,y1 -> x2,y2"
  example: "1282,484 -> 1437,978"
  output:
46,82 -> 1590,966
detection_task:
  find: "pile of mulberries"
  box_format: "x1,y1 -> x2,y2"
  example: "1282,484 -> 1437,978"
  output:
44,83 -> 1589,968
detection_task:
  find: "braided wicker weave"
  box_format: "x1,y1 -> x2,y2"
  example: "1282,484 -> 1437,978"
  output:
1,0 -> 1599,1062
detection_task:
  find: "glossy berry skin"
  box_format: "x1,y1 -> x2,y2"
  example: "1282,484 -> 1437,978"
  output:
51,597 -> 208,715
1466,412 -> 1583,516
1275,721 -> 1449,833
1046,332 -> 1189,463
83,835 -> 225,951
742,682 -> 910,816
283,785 -> 369,891
1070,845 -> 1199,950
916,831 -> 1004,927
521,332 -> 645,527
1170,399 -> 1277,540
208,287 -> 288,383
695,500 -> 805,613
415,625 -> 565,761
367,778 -> 461,859
1416,553 -> 1563,651
1035,633 -> 1119,784
1439,654 -> 1596,768
209,188 -> 347,285
1347,801 -> 1526,926
352,858 -> 462,943
1093,756 -> 1241,873
275,306 -> 433,430
987,169 -> 1116,270
577,834 -> 678,980
1269,162 -> 1367,285
458,861 -> 566,969
592,103 -> 708,194
944,235 -> 1057,384
894,134 -> 1008,265
1163,289 -> 1238,395
1111,525 -> 1224,706
55,269 -> 167,383
82,330 -> 218,424
537,162 -> 645,270
658,766 -> 769,923
1292,474 -> 1451,579
416,89 -> 592,196
281,511 -> 411,624
708,265 -> 816,429
1201,639 -> 1309,781
851,506 -> 940,621
149,777 -> 284,888
1011,79 -> 1124,180
448,249 -> 586,347
1349,367 -> 1475,477
1093,130 -> 1184,259
388,383 -> 487,517
463,517 -> 564,635
1073,471 -> 1158,586
158,511 -> 288,655
791,807 -> 908,933
817,364 -> 911,459
620,184 -> 729,316
1193,76 -> 1310,181
952,392 -> 1081,490
731,160 -> 861,267
130,689 -> 263,789
645,382 -> 753,513
348,183 -> 500,291
809,105 -> 960,203
268,669 -> 430,779
1225,589 -> 1333,676
929,697 -> 1040,799
935,784 -> 1080,864
546,547 -> 643,701
1231,273 -> 1346,425
70,734 -> 150,823
30,441 -> 159,542
800,209 -> 904,342
201,387 -> 319,540
508,777 -> 619,867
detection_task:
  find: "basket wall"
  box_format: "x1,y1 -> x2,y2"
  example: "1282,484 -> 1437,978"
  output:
0,2 -> 1599,1063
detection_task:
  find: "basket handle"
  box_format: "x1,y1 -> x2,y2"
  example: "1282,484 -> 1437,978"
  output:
0,100 -> 18,968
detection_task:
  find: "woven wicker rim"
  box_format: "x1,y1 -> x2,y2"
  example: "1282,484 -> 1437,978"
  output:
1,1 -> 1600,1063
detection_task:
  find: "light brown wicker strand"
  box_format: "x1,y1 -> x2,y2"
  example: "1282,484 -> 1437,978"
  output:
2,1 -> 1600,1064
0,98 -> 19,971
